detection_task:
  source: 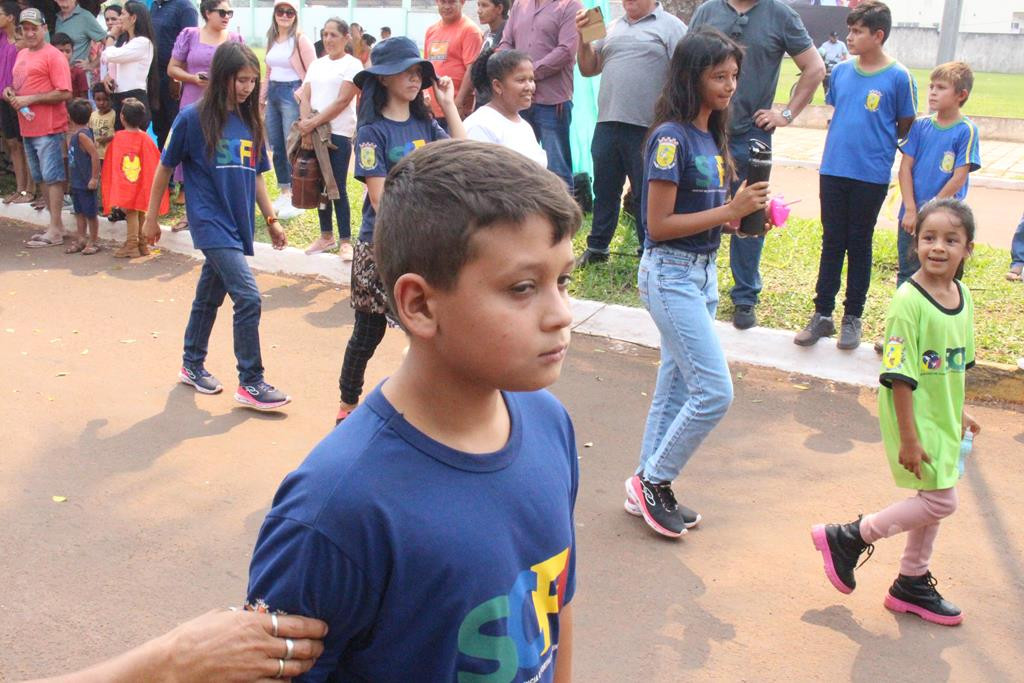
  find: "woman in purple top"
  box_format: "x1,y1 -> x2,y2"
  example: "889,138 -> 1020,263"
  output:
0,1 -> 34,204
166,0 -> 243,230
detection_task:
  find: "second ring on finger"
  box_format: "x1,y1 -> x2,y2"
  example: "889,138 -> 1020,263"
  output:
283,637 -> 295,660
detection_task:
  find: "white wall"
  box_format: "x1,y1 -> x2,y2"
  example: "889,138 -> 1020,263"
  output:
889,0 -> 1024,34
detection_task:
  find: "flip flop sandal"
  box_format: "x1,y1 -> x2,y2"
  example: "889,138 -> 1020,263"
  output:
1007,270 -> 1022,282
81,244 -> 100,255
26,235 -> 64,248
64,242 -> 85,254
171,218 -> 189,232
11,191 -> 34,204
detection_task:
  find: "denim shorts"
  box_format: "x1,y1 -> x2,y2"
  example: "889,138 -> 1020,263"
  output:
71,188 -> 98,218
24,133 -> 66,184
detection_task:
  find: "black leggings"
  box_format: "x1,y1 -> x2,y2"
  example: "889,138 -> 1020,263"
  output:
339,310 -> 387,405
112,89 -> 151,131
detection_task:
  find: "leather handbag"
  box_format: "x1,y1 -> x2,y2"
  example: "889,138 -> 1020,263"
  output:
169,79 -> 182,101
291,149 -> 324,210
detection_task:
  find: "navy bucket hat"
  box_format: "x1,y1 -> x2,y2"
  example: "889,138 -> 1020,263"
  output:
353,37 -> 437,89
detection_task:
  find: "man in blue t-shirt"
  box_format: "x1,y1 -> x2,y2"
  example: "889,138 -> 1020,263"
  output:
247,141 -> 582,682
896,61 -> 981,286
795,1 -> 917,351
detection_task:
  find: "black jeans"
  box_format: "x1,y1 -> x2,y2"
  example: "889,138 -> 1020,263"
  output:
339,310 -> 387,405
151,74 -> 179,150
587,121 -> 645,254
814,174 -> 889,318
318,134 -> 353,240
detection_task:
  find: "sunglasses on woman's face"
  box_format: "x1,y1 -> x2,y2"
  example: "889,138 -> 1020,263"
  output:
212,8 -> 234,18
275,7 -> 296,17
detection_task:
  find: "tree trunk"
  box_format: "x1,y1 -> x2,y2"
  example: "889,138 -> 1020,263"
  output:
661,0 -> 703,25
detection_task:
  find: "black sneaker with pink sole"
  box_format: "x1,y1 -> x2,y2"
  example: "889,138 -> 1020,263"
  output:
624,475 -> 696,538
234,381 -> 291,411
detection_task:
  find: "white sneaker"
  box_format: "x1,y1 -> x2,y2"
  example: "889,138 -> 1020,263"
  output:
272,194 -> 289,211
278,204 -> 305,220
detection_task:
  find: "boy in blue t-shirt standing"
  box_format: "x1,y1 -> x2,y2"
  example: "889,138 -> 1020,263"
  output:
795,0 -> 917,350
246,141 -> 581,682
896,61 -> 981,286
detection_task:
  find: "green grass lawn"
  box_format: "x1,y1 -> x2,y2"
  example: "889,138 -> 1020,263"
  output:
774,59 -> 1024,119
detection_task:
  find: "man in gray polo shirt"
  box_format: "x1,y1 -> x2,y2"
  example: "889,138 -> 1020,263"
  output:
54,0 -> 106,66
575,0 -> 686,265
690,0 -> 823,329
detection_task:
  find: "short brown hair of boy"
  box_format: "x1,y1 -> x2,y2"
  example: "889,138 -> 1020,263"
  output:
374,139 -> 582,316
120,97 -> 147,129
847,0 -> 892,43
67,97 -> 93,126
931,61 -> 974,106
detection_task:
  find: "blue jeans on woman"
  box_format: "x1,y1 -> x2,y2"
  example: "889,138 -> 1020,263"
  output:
636,246 -> 734,484
521,101 -> 573,191
183,248 -> 264,385
319,134 -> 353,240
264,80 -> 302,188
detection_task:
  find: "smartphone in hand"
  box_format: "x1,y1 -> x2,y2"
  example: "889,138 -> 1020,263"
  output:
580,7 -> 606,43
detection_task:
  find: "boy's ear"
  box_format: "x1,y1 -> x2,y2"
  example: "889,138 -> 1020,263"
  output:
391,273 -> 439,339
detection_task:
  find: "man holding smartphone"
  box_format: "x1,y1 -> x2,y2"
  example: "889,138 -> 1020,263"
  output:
575,0 -> 687,266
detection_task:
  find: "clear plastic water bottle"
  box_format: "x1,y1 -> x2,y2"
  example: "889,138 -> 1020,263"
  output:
19,106 -> 34,121
957,430 -> 974,478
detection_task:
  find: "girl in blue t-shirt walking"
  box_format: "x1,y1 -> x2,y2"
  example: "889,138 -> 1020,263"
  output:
626,29 -> 769,539
334,37 -> 465,425
144,42 -> 292,411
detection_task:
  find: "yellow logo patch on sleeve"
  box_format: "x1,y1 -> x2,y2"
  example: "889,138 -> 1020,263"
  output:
883,336 -> 904,370
359,142 -> 377,170
654,137 -> 677,170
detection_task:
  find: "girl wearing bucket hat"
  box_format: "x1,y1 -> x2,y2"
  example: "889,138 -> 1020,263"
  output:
260,0 -> 314,219
334,36 -> 465,426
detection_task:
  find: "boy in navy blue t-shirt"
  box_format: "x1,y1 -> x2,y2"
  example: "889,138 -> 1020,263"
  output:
795,0 -> 917,350
896,61 -> 981,286
246,140 -> 582,682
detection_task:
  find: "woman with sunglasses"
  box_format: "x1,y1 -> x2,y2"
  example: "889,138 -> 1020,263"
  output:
166,0 -> 243,230
260,0 -> 314,218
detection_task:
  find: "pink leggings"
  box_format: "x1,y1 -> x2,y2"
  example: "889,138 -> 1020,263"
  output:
859,488 -> 958,576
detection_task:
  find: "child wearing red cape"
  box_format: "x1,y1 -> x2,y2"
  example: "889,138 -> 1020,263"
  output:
102,98 -> 169,257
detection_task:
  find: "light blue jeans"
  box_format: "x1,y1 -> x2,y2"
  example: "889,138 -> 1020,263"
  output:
264,79 -> 301,188
637,246 -> 734,484
1011,212 -> 1024,268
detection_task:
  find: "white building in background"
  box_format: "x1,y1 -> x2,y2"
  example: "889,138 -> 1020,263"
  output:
888,0 -> 1024,33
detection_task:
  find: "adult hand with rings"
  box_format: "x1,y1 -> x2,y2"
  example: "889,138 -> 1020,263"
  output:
31,608 -> 327,682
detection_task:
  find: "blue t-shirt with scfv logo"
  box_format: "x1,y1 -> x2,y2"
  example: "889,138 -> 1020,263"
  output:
161,105 -> 271,256
820,59 -> 918,185
898,115 -> 981,221
641,121 -> 728,253
354,116 -> 448,243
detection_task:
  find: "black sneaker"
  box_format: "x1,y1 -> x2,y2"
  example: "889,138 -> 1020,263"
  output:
179,366 -> 223,394
884,572 -> 963,626
836,314 -> 863,350
234,381 -> 291,411
811,517 -> 874,594
575,249 -> 609,268
794,312 -> 836,346
625,475 -> 688,538
108,207 -> 126,223
624,478 -> 700,529
732,304 -> 756,330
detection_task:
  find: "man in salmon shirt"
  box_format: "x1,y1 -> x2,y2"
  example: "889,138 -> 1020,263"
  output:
4,7 -> 72,248
424,0 -> 482,129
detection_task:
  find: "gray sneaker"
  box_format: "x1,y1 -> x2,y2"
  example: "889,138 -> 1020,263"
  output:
837,315 -> 863,350
794,312 -> 836,346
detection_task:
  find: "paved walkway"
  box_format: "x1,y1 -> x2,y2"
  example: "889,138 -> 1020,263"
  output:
3,228 -> 1024,681
774,126 -> 1024,184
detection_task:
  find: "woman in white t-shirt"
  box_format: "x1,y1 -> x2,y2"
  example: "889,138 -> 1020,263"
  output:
295,18 -> 362,259
463,49 -> 546,168
101,0 -> 157,131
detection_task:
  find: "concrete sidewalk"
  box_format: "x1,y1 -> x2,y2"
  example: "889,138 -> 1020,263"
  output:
775,126 -> 1024,188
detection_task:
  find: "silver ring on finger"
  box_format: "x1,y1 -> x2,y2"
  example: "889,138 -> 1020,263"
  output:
270,613 -> 279,638
284,637 -> 295,660
275,658 -> 285,679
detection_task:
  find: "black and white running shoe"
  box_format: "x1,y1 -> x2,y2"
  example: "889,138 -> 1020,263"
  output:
179,366 -> 223,394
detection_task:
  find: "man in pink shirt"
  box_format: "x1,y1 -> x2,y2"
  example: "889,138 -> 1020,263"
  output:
498,0 -> 581,190
424,0 -> 482,128
4,7 -> 72,247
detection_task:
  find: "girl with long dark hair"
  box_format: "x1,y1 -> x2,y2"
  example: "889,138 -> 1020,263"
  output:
101,0 -> 158,129
143,42 -> 292,411
624,28 -> 769,538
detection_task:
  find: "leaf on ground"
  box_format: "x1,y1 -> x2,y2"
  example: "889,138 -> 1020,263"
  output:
583,442 -> 594,448
751,399 -> 764,403
81,349 -> 89,355
55,371 -> 68,377
51,495 -> 67,503
119,339 -> 137,344
4,328 -> 13,333
49,338 -> 60,343
793,384 -> 810,390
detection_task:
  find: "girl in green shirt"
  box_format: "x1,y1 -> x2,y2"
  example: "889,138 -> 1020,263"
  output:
811,198 -> 980,627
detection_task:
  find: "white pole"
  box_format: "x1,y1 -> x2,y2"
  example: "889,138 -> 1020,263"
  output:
936,0 -> 964,64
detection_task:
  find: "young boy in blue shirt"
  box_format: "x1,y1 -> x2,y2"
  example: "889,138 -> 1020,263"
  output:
246,140 -> 581,682
795,0 -> 917,350
896,61 -> 981,286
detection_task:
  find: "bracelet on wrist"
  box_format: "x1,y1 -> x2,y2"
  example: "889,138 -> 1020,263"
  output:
266,216 -> 279,225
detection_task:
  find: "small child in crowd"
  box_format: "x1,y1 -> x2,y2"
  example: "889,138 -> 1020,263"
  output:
89,83 -> 116,164
334,36 -> 465,425
795,0 -> 918,350
65,98 -> 101,255
896,61 -> 981,287
102,97 -> 167,258
813,198 -> 980,627
51,32 -> 90,99
247,140 -> 580,680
